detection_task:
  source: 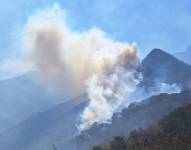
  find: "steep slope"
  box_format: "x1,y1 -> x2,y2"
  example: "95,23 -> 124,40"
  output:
0,95 -> 87,150
95,103 -> 191,150
174,46 -> 191,65
0,71 -> 64,132
75,91 -> 191,150
141,48 -> 191,89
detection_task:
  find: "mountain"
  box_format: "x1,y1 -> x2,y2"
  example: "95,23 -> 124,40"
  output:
174,46 -> 191,65
0,71 -> 64,133
1,48 -> 191,150
94,102 -> 191,150
1,90 -> 191,150
75,91 -> 191,150
0,94 -> 87,150
140,48 -> 191,89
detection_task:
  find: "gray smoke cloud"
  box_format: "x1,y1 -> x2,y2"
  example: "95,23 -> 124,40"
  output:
24,4 -> 141,131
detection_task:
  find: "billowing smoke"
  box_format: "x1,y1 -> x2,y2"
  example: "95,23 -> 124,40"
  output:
78,49 -> 140,131
25,4 -> 140,131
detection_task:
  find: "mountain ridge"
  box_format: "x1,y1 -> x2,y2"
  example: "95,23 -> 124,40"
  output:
140,48 -> 191,89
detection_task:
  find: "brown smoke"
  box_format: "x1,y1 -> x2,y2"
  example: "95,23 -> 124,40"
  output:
25,4 -> 140,131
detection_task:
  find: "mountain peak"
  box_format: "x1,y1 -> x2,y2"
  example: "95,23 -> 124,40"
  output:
146,48 -> 173,59
141,48 -> 191,89
150,48 -> 164,53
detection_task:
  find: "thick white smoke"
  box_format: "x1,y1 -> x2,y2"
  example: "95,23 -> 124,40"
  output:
25,4 -> 140,131
78,47 -> 140,131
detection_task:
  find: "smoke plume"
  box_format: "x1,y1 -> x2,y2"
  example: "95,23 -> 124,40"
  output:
25,4 -> 140,131
129,83 -> 181,104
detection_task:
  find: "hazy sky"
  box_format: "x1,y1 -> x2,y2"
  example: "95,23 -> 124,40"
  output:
0,0 -> 191,79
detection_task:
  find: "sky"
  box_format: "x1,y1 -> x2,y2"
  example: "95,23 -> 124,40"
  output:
0,0 -> 191,79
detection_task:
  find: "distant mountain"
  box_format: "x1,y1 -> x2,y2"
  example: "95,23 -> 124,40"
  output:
174,46 -> 191,65
0,71 -> 64,132
140,48 -> 191,89
94,102 -> 191,150
0,94 -> 87,150
75,91 -> 191,150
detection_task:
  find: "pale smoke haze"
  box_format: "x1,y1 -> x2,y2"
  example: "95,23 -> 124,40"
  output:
25,4 -> 141,131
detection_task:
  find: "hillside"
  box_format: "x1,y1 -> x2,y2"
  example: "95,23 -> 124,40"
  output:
1,90 -> 191,150
75,91 -> 191,150
1,49 -> 191,150
0,95 -> 87,150
0,71 -> 64,133
94,103 -> 191,150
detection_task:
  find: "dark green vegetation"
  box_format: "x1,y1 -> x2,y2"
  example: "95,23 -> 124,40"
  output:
93,103 -> 191,150
75,91 -> 191,150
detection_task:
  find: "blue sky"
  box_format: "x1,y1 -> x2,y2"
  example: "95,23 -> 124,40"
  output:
0,0 -> 191,65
